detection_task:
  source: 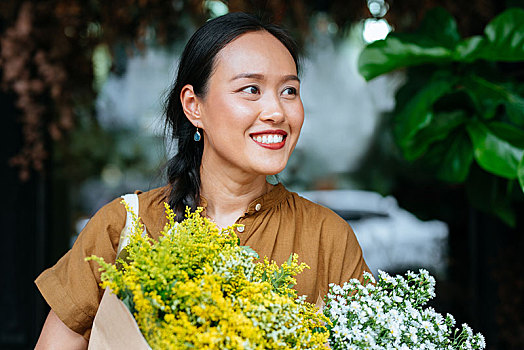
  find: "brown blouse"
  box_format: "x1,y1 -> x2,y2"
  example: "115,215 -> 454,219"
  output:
35,183 -> 369,340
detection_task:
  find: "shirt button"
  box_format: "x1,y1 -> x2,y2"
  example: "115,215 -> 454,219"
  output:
255,203 -> 262,211
237,225 -> 245,233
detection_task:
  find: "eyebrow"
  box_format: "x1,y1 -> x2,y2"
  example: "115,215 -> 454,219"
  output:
230,73 -> 300,83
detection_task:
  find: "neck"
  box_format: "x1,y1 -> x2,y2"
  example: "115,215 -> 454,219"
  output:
200,160 -> 271,228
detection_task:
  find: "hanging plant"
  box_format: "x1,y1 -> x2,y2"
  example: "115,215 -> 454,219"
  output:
0,0 -> 203,181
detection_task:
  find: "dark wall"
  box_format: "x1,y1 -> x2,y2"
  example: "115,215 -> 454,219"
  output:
1,91 -> 47,349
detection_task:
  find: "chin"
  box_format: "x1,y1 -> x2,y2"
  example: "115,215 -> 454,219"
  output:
247,153 -> 291,176
255,163 -> 287,176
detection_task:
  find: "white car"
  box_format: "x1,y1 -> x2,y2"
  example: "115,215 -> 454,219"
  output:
299,190 -> 449,278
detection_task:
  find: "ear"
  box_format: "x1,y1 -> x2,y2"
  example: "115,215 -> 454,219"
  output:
180,84 -> 202,128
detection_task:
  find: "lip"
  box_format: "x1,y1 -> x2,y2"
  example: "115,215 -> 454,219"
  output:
249,129 -> 288,150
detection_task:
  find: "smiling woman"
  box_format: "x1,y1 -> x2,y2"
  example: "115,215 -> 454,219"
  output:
34,12 -> 370,348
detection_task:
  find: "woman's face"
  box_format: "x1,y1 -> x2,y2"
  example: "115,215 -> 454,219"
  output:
196,30 -> 304,177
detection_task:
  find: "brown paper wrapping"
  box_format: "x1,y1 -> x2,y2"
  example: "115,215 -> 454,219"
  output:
88,288 -> 151,350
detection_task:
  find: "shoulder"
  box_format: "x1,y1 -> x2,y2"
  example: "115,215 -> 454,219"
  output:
88,185 -> 169,239
282,187 -> 353,234
135,185 -> 170,206
134,185 -> 171,235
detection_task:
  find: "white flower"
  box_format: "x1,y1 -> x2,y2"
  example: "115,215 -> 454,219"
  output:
392,294 -> 403,303
324,270 -> 486,350
476,334 -> 486,347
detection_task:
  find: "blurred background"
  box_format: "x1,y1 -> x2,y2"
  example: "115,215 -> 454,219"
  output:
1,0 -> 523,349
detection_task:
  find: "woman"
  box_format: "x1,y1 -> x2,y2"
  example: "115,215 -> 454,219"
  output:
35,12 -> 369,348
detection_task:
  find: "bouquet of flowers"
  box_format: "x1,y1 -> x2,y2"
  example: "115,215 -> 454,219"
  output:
87,202 -> 329,349
323,270 -> 486,350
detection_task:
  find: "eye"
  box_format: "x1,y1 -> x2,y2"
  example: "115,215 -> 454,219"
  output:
282,86 -> 297,96
241,85 -> 260,94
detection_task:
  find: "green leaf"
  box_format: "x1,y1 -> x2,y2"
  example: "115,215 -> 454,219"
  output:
466,167 -> 516,227
120,288 -> 136,313
358,8 -> 461,80
462,8 -> 524,62
466,121 -> 524,178
358,37 -> 453,80
463,76 -> 524,120
403,110 -> 468,160
482,8 -> 524,61
395,71 -> 457,149
359,9 -> 524,81
454,36 -> 486,61
493,201 -> 516,227
358,8 -> 460,80
505,95 -> 524,126
518,154 -> 524,194
487,121 -> 524,148
417,7 -> 461,49
424,131 -> 474,183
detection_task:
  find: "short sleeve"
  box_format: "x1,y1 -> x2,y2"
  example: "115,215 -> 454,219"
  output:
35,196 -> 126,340
337,223 -> 370,284
322,212 -> 370,290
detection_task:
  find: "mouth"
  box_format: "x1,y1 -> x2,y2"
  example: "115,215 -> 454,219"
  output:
250,130 -> 287,150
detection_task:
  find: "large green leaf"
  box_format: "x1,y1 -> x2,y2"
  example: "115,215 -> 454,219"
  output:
467,121 -> 524,178
454,36 -> 485,61
394,71 -> 457,149
423,131 -> 474,182
459,8 -> 524,62
463,76 -> 524,120
403,110 -> 468,160
437,132 -> 474,182
358,7 -> 463,80
482,8 -> 524,61
417,7 -> 461,49
359,8 -> 524,81
488,121 -> 524,148
358,37 -> 453,81
518,154 -> 524,194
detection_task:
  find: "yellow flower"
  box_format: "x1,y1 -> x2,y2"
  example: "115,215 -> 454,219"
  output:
88,204 -> 329,349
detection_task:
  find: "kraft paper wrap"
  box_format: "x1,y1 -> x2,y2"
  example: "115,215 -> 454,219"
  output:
88,288 -> 151,350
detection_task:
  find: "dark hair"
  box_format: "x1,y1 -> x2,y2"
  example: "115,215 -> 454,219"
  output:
164,12 -> 300,221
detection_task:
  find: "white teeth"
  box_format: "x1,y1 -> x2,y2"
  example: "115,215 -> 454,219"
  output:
252,134 -> 285,144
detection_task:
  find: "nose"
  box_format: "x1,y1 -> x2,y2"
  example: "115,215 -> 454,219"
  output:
259,93 -> 285,124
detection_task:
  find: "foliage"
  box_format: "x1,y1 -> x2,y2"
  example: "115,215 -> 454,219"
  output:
358,7 -> 524,226
0,0 -> 366,181
87,203 -> 328,349
2,0 -> 502,180
0,1 -> 201,180
324,270 -> 486,349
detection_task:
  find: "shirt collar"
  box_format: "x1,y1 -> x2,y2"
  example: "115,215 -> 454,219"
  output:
199,182 -> 288,217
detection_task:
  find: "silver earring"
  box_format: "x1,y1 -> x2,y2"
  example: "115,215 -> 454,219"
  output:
194,127 -> 201,142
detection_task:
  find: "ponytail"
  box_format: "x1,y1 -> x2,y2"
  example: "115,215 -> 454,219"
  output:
165,118 -> 203,221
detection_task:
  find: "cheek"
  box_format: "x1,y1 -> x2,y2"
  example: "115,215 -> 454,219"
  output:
206,94 -> 255,126
288,102 -> 304,132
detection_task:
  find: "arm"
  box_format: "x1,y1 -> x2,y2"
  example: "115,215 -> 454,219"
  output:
35,310 -> 88,350
34,197 -> 127,349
